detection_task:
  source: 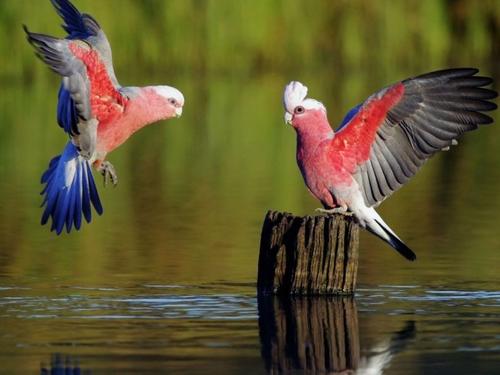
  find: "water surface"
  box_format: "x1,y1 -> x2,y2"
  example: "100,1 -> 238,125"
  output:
1,282 -> 499,374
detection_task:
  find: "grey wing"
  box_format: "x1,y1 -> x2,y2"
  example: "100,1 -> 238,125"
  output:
353,68 -> 497,207
50,0 -> 119,87
25,27 -> 98,159
25,0 -> 120,155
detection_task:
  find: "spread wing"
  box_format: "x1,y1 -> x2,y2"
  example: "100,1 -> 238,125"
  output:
24,0 -> 123,156
51,0 -> 120,136
334,68 -> 497,207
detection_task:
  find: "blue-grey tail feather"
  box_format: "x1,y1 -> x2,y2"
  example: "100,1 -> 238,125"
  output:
41,142 -> 103,234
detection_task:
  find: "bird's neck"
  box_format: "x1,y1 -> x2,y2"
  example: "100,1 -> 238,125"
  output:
125,87 -> 175,132
96,87 -> 176,154
295,114 -> 334,156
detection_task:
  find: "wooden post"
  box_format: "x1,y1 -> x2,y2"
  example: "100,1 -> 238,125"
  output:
258,296 -> 360,374
257,210 -> 359,295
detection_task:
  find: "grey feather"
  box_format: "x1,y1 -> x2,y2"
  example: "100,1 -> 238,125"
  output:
373,139 -> 404,190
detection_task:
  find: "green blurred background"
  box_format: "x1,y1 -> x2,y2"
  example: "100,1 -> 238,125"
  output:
0,0 -> 499,290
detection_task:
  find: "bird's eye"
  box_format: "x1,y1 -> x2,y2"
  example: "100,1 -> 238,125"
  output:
294,106 -> 305,114
168,98 -> 177,105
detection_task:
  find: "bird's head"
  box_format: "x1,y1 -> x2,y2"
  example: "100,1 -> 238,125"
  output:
283,81 -> 327,129
151,85 -> 185,118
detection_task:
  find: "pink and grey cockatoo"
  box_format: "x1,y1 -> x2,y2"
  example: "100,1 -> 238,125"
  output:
24,0 -> 184,234
283,69 -> 497,261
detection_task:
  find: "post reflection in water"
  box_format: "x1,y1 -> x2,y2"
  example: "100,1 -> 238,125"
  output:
258,296 -> 360,373
258,296 -> 416,374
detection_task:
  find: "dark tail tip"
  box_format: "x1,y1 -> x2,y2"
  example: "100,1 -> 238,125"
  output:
375,219 -> 417,261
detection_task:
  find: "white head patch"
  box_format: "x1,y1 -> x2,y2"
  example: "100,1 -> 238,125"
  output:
154,85 -> 185,106
283,81 -> 326,114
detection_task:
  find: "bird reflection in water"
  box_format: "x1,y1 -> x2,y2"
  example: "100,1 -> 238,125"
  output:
258,296 -> 415,374
358,320 -> 416,374
40,353 -> 91,375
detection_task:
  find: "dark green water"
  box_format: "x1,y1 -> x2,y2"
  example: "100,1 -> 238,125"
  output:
0,1 -> 499,373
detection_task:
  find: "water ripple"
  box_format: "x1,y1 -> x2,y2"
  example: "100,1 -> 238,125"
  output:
0,292 -> 257,321
1,283 -> 499,321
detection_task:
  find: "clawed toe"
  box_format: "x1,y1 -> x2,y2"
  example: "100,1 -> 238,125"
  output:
315,207 -> 353,216
97,161 -> 118,187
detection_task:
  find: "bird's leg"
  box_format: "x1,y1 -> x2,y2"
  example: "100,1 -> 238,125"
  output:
316,205 -> 353,216
94,160 -> 118,187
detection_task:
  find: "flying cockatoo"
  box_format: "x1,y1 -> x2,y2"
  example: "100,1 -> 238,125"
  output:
283,69 -> 497,260
24,0 -> 184,234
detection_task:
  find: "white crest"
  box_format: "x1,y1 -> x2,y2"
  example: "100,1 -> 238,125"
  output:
283,81 -> 308,113
283,81 -> 326,114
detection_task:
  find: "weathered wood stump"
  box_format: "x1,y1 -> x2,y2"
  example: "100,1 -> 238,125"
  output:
258,296 -> 360,374
258,210 -> 359,295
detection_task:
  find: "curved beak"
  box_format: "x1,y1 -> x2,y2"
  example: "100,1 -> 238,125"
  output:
175,107 -> 183,117
284,112 -> 293,125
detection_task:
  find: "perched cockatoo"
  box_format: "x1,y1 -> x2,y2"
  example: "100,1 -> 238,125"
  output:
24,0 -> 184,234
283,69 -> 497,260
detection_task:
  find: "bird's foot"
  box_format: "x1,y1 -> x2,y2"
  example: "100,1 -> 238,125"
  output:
315,207 -> 353,216
96,161 -> 118,187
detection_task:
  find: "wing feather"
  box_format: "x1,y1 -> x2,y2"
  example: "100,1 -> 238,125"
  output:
25,27 -> 92,127
370,151 -> 392,203
337,68 -> 497,207
373,139 -> 402,191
